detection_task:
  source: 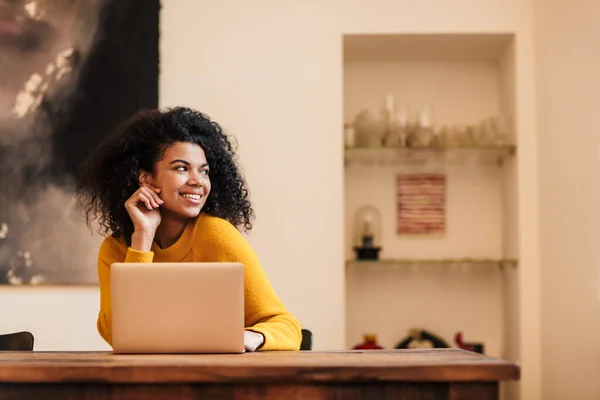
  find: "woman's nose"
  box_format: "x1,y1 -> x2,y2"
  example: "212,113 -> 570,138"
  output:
187,172 -> 203,187
187,177 -> 202,187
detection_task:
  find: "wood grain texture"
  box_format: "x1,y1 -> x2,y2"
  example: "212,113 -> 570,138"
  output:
0,382 -> 497,400
449,383 -> 498,400
0,349 -> 519,384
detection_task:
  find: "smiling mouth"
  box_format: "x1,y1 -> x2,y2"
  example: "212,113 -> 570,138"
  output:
180,193 -> 203,203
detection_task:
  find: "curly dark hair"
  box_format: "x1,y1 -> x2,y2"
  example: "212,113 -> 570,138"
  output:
76,106 -> 254,243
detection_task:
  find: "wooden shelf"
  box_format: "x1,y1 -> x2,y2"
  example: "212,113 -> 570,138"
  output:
344,145 -> 516,167
346,258 -> 518,270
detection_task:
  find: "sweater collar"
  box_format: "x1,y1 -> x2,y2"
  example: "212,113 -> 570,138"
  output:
151,214 -> 203,261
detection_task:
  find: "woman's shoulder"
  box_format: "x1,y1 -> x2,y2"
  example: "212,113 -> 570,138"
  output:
98,233 -> 127,259
196,213 -> 242,236
194,213 -> 247,246
193,214 -> 256,260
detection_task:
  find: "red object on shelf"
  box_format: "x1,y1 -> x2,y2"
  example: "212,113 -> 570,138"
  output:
353,334 -> 384,350
454,331 -> 484,354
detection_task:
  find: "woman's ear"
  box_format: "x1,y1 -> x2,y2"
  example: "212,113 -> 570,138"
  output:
138,170 -> 150,186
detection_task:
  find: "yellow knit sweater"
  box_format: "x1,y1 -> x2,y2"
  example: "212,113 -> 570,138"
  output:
96,213 -> 302,351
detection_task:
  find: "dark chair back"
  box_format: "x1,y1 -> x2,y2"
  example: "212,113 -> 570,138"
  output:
0,331 -> 34,351
300,329 -> 312,350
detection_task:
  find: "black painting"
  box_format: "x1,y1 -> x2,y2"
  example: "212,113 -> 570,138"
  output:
0,0 -> 159,285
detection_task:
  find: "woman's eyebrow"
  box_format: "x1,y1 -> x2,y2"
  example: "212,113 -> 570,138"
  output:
169,159 -> 190,165
169,159 -> 208,168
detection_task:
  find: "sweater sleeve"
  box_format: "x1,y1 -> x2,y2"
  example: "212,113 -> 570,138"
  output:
206,220 -> 302,351
97,239 -> 154,346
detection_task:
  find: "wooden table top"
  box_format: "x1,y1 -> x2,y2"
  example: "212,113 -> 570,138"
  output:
0,349 -> 519,384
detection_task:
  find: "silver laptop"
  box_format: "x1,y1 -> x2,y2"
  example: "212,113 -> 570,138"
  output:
110,262 -> 245,354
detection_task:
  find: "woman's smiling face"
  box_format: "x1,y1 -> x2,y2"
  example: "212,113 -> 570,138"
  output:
145,141 -> 211,222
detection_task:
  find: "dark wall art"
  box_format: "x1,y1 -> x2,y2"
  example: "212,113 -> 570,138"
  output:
0,0 -> 159,285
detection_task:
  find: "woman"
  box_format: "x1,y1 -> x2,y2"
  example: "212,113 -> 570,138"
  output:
76,106 -> 302,351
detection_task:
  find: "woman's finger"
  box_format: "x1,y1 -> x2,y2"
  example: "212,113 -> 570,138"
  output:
139,188 -> 158,208
148,187 -> 164,206
140,186 -> 163,207
137,193 -> 153,210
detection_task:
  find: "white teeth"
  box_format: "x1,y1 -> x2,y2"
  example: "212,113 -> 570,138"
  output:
182,193 -> 201,200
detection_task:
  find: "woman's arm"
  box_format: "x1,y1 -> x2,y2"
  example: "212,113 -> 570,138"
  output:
203,218 -> 303,351
241,254 -> 303,351
97,238 -> 154,345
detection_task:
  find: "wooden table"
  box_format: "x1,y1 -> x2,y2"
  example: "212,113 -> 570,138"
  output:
0,349 -> 518,399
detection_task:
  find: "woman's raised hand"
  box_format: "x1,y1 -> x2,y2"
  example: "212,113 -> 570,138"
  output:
125,184 -> 163,250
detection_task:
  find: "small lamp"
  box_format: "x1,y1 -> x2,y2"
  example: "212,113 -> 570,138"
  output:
352,205 -> 382,260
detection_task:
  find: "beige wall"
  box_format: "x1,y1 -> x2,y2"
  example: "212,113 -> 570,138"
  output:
535,0 -> 600,399
0,288 -> 109,351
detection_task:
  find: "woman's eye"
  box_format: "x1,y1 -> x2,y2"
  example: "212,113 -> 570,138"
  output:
175,166 -> 187,172
201,170 -> 209,175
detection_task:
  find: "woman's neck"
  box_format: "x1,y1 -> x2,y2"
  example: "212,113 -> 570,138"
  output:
154,216 -> 189,249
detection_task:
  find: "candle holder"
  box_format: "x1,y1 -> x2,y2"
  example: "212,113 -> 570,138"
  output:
352,205 -> 382,260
